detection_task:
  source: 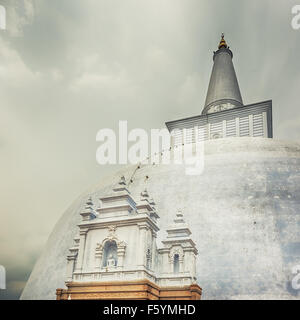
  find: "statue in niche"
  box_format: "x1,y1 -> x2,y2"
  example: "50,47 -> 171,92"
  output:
106,253 -> 116,267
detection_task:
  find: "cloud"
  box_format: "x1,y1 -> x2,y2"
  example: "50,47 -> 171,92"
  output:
2,0 -> 35,37
176,73 -> 203,109
0,0 -> 299,300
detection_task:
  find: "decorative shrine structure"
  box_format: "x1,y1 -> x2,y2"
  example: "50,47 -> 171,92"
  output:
56,176 -> 201,300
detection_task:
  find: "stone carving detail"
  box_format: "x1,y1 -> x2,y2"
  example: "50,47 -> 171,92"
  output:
108,225 -> 116,235
211,133 -> 222,139
95,226 -> 126,269
146,248 -> 152,269
63,184 -> 197,292
207,103 -> 235,114
168,246 -> 184,263
106,254 -> 116,267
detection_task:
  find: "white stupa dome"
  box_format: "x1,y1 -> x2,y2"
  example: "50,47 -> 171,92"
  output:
20,137 -> 300,300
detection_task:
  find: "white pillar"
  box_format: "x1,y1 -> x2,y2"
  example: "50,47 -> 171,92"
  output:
179,254 -> 184,273
222,120 -> 226,138
249,114 -> 254,137
207,123 -> 211,140
117,244 -> 126,268
151,232 -> 156,271
169,254 -> 173,273
262,112 -> 268,138
66,256 -> 76,282
75,229 -> 87,272
138,226 -> 147,267
94,246 -> 102,272
235,117 -> 240,137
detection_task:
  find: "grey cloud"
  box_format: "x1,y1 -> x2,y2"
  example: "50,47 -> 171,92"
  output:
0,0 -> 299,299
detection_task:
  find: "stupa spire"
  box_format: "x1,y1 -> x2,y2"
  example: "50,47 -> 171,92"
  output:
202,33 -> 243,115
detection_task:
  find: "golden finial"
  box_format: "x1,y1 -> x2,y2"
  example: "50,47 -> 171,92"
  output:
218,33 -> 228,49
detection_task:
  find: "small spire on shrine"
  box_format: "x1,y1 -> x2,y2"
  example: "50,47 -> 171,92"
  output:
174,210 -> 185,224
119,175 -> 126,185
112,175 -> 130,193
80,196 -> 96,221
141,188 -> 149,199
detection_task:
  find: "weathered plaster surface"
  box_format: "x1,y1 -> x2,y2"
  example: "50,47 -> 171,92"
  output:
21,138 -> 300,300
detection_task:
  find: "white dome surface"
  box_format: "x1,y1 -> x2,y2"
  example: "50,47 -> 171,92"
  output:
21,138 -> 300,300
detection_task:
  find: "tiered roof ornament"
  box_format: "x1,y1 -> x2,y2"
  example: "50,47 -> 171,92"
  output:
80,197 -> 96,221
137,188 -> 159,222
165,210 -> 192,239
112,175 -> 130,194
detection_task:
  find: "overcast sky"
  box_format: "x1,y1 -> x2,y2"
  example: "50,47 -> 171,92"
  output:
0,0 -> 299,299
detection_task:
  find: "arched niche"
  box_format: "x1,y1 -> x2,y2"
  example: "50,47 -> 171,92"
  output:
168,246 -> 184,274
173,254 -> 180,274
102,240 -> 118,267
95,226 -> 126,270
